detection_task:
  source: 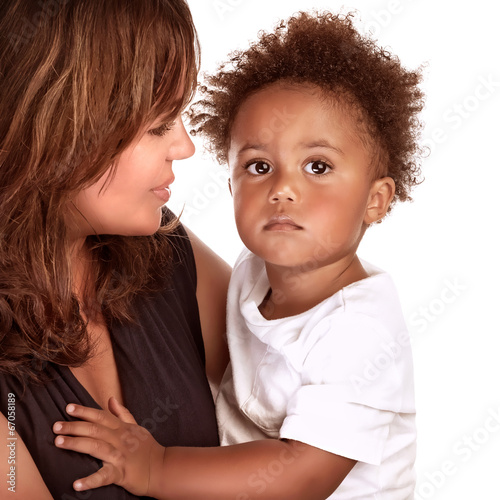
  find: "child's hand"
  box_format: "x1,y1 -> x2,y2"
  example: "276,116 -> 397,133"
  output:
53,397 -> 166,496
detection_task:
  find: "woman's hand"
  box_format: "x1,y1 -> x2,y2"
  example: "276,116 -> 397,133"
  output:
53,397 -> 166,495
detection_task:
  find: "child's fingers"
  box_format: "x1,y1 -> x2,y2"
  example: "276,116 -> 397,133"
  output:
52,420 -> 114,442
66,403 -> 118,427
108,396 -> 137,425
73,463 -> 118,492
54,434 -> 122,465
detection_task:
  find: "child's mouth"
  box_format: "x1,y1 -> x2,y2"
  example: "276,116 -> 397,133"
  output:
264,214 -> 302,231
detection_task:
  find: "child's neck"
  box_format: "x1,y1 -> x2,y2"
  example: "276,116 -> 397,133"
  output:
258,254 -> 368,320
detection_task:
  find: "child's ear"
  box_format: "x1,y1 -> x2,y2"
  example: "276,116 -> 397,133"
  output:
364,177 -> 396,224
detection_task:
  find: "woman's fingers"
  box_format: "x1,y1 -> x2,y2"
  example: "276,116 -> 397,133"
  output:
108,396 -> 137,425
73,463 -> 118,492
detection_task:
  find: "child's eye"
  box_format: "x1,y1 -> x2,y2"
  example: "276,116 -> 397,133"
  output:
148,122 -> 174,137
304,160 -> 332,175
245,161 -> 273,175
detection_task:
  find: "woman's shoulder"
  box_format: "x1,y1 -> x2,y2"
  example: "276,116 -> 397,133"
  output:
0,410 -> 52,498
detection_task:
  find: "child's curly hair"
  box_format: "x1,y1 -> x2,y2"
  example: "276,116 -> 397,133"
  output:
189,11 -> 425,208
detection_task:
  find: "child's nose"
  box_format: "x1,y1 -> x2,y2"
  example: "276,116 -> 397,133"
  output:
268,172 -> 299,203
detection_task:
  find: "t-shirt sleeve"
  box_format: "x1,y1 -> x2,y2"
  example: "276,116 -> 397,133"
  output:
279,312 -> 414,465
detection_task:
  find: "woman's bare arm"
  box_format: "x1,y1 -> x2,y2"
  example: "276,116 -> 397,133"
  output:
0,411 -> 52,499
185,227 -> 231,386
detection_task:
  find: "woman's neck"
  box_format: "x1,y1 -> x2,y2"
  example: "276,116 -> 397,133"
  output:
70,237 -> 92,303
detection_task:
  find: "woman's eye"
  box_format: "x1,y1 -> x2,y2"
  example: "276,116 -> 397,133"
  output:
304,160 -> 332,175
246,161 -> 273,175
148,122 -> 174,137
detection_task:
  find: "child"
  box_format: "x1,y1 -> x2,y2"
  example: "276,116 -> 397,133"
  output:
53,11 -> 424,499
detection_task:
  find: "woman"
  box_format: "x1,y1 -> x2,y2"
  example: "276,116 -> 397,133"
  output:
0,0 -> 230,498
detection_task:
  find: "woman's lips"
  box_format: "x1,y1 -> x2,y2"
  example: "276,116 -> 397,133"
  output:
264,214 -> 302,231
152,185 -> 172,203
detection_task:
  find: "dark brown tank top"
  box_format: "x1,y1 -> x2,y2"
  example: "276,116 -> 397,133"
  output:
0,223 -> 219,499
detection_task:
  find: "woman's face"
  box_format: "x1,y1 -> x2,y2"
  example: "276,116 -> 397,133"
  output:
70,117 -> 195,238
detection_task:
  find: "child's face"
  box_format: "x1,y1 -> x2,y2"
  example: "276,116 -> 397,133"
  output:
227,84 -> 389,271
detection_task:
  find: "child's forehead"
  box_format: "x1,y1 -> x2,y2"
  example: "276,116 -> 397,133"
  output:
228,80 -> 385,175
238,82 -> 365,122
241,81 -> 327,104
233,82 -> 373,142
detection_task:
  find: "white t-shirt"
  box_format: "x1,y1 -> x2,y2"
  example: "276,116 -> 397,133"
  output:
216,248 -> 416,499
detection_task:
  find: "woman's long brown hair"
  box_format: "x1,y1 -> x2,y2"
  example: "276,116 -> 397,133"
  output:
0,0 -> 199,384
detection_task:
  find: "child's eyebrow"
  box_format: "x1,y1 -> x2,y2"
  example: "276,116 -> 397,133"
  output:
233,140 -> 345,158
300,140 -> 345,157
234,143 -> 268,156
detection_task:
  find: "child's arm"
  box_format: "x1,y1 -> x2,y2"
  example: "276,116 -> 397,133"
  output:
54,398 -> 356,499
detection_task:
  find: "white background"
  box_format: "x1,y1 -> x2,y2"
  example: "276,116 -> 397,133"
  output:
169,1 -> 500,498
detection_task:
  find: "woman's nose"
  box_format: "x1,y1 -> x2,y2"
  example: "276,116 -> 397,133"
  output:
168,120 -> 195,160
